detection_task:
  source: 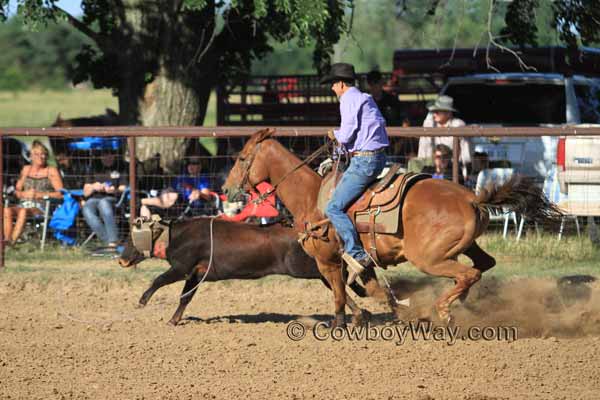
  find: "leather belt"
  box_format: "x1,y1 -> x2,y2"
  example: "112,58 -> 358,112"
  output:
351,148 -> 385,157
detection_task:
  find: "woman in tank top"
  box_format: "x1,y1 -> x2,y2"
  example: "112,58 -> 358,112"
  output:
4,140 -> 64,245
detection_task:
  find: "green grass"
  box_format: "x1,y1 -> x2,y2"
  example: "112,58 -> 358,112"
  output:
1,242 -> 167,284
2,233 -> 599,286
473,233 -> 600,278
0,89 -> 118,127
385,232 -> 600,281
0,88 -> 217,127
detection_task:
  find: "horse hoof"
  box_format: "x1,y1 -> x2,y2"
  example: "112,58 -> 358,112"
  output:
168,318 -> 180,326
434,309 -> 455,327
330,313 -> 347,329
352,310 -> 372,327
135,302 -> 146,309
331,321 -> 347,329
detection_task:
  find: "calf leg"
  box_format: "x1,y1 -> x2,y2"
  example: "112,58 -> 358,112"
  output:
320,276 -> 370,326
139,266 -> 185,306
168,274 -> 201,326
346,296 -> 372,326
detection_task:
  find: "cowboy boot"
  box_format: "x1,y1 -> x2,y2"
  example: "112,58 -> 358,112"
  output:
342,253 -> 374,286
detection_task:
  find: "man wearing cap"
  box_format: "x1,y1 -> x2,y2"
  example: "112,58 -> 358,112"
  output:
418,95 -> 472,180
321,62 -> 389,285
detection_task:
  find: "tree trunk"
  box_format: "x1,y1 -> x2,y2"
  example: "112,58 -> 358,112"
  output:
136,60 -> 216,171
113,0 -> 148,125
141,66 -> 206,126
116,0 -> 218,172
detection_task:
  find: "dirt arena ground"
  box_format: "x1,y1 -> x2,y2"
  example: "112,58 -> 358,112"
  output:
2,262 -> 600,399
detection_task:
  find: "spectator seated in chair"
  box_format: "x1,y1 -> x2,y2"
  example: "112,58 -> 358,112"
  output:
422,144 -> 464,185
466,151 -> 490,189
3,140 -> 64,246
139,186 -> 217,220
139,157 -> 217,220
82,149 -> 128,251
54,147 -> 85,190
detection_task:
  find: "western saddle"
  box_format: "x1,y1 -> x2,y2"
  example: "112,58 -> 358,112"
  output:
315,164 -> 430,263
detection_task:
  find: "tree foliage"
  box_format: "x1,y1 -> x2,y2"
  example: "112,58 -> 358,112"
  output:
1,0 -> 354,125
257,0 -> 600,74
0,16 -> 92,90
1,0 -> 352,88
1,0 -> 599,120
552,0 -> 600,48
500,0 -> 539,47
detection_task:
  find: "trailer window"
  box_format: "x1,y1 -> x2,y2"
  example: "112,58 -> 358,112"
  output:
444,83 -> 566,125
575,83 -> 600,123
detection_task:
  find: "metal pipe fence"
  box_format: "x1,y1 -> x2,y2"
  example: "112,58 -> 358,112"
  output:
3,125 -> 600,137
1,125 -> 599,268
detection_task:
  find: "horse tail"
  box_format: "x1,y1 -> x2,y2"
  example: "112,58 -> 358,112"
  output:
472,174 -> 564,226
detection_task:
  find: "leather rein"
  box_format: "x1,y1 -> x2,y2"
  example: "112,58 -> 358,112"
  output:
235,139 -> 332,205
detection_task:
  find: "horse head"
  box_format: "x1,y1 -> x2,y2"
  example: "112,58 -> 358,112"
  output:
52,113 -> 72,127
222,127 -> 275,202
51,108 -> 120,127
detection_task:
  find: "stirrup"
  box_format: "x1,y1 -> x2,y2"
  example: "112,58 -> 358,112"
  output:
342,253 -> 366,286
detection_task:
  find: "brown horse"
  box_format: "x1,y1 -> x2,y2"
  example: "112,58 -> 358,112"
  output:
52,109 -> 121,126
223,128 -> 562,327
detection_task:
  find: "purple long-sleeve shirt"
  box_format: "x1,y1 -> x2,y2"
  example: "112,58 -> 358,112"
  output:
334,87 -> 389,153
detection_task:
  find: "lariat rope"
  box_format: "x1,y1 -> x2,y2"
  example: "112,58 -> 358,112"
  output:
179,216 -> 216,299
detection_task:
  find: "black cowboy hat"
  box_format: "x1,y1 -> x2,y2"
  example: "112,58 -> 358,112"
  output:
319,63 -> 357,85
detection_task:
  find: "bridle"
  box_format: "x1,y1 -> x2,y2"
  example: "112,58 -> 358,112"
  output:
235,142 -> 262,197
232,139 -> 331,204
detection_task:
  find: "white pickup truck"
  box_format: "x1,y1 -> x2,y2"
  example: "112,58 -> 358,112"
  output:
557,134 -> 600,216
439,73 -> 600,218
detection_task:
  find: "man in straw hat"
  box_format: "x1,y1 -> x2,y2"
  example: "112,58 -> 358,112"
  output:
418,95 -> 472,180
320,62 -> 389,285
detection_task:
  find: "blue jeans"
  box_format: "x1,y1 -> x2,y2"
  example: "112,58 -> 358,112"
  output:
325,153 -> 386,260
82,197 -> 119,244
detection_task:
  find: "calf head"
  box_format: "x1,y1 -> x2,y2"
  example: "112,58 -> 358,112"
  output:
118,215 -> 170,268
118,238 -> 146,268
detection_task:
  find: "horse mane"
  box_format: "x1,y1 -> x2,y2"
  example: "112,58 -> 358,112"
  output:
264,138 -> 323,181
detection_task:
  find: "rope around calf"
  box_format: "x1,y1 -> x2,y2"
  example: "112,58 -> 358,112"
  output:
180,216 -> 216,299
56,216 -> 215,328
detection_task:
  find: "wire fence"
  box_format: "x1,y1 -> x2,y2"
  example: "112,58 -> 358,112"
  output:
1,126 -> 600,267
